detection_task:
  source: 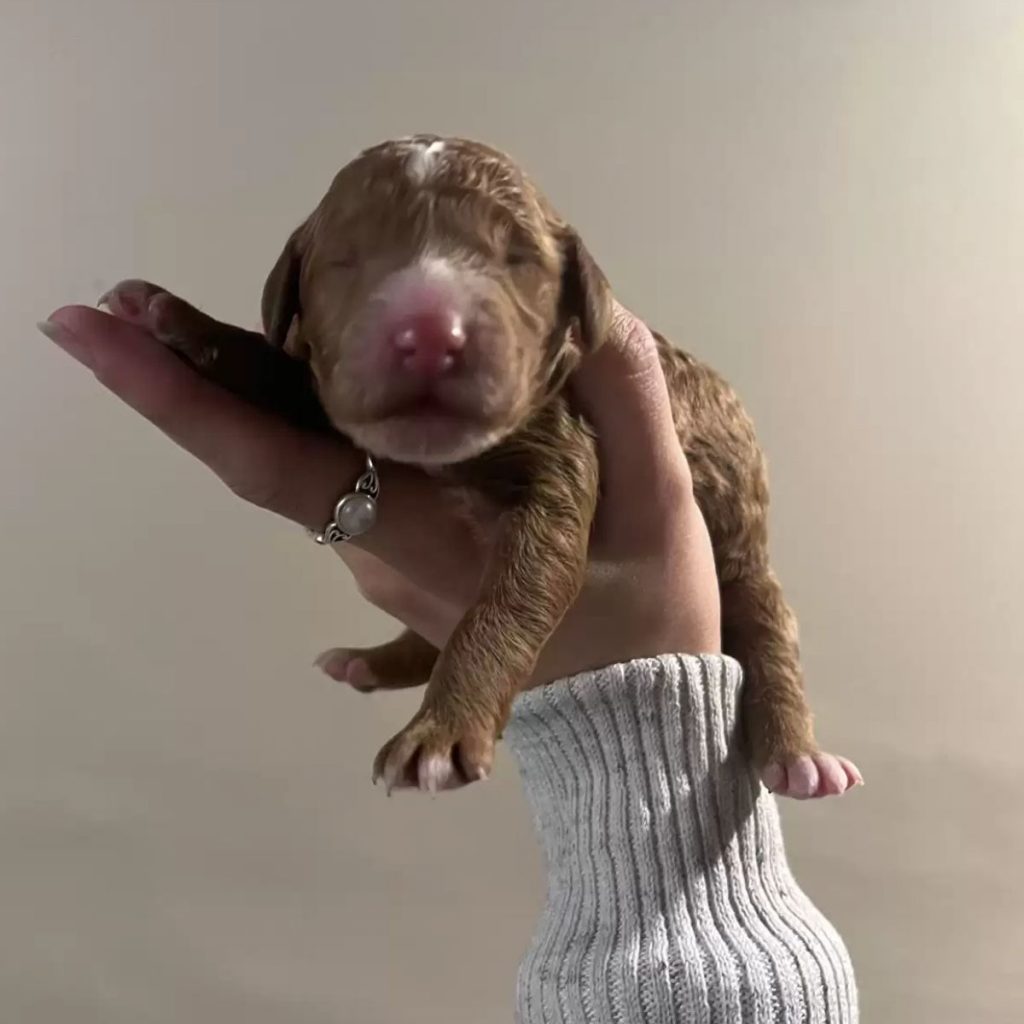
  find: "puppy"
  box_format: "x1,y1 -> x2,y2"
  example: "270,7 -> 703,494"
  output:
105,135 -> 860,799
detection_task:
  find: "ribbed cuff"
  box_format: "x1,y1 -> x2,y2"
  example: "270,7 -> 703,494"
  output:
504,654 -> 857,1024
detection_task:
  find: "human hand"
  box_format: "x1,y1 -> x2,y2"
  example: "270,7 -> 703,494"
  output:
39,284 -> 720,689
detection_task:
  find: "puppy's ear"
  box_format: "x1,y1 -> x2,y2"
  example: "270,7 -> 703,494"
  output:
559,227 -> 612,352
261,222 -> 308,359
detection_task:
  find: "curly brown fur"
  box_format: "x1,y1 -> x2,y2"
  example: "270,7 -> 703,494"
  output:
109,134 -> 857,798
655,335 -> 815,766
373,400 -> 600,789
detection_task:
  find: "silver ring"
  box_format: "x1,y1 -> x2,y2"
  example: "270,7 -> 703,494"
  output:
306,454 -> 380,545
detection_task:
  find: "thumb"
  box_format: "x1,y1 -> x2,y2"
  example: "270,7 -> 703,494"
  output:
570,302 -> 692,544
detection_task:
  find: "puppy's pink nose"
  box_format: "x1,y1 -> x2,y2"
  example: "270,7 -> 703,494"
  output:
390,311 -> 467,377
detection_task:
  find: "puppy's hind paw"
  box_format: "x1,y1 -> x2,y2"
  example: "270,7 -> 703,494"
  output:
315,649 -> 379,692
762,752 -> 863,800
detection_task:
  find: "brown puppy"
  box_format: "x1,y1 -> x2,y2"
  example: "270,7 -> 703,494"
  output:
106,135 -> 859,799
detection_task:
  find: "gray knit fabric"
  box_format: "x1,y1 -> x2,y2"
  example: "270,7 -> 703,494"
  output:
504,654 -> 857,1024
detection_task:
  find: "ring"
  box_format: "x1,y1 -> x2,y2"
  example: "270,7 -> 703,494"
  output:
306,454 -> 380,545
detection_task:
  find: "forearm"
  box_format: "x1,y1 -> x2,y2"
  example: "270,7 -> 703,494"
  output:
505,653 -> 858,1024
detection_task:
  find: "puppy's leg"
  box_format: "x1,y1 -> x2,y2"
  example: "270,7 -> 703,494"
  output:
99,279 -> 329,431
371,505 -> 590,792
372,410 -> 599,793
722,572 -> 863,799
317,629 -> 437,692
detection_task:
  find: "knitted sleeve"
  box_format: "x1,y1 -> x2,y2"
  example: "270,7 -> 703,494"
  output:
503,654 -> 857,1024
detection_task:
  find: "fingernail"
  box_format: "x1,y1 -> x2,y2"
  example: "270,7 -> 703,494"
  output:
37,320 -> 94,369
96,290 -> 112,309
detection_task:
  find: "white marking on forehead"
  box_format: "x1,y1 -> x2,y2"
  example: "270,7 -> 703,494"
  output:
417,252 -> 489,307
418,253 -> 459,282
405,139 -> 445,184
369,252 -> 482,310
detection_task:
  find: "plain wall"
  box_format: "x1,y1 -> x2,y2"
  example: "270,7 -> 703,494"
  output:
2,2 -> 1022,1021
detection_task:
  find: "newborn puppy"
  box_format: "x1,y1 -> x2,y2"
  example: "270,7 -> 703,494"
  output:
105,135 -> 860,799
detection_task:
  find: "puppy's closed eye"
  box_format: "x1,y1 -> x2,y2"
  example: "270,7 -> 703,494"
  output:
326,252 -> 359,270
505,246 -> 539,269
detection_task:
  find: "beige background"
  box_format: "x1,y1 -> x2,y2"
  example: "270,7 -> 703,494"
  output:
2,1 -> 1023,1021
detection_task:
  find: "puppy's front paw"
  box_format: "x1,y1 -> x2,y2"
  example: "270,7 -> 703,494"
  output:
98,278 -> 189,342
761,752 -> 863,800
98,279 -> 218,366
372,708 -> 496,794
98,278 -> 162,322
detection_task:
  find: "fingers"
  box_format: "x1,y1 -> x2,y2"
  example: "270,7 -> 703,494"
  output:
37,304 -> 482,601
570,302 -> 694,546
40,304 -> 359,529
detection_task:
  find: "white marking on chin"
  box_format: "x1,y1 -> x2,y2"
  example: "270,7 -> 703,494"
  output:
346,420 -> 509,467
406,139 -> 445,184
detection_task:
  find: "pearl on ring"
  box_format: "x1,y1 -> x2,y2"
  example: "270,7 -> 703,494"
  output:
334,493 -> 378,537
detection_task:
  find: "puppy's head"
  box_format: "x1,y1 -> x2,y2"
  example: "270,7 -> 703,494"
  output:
261,135 -> 611,466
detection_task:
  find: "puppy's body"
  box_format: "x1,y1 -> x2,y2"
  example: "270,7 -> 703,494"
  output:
367,333 -> 812,790
109,135 -> 857,798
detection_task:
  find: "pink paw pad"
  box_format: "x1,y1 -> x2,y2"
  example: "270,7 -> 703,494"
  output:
762,752 -> 863,800
98,280 -> 159,323
314,649 -> 377,691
